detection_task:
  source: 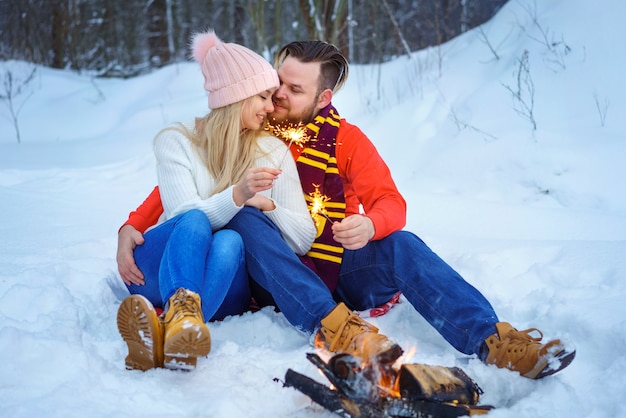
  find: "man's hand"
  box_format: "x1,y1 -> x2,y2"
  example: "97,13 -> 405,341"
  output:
331,215 -> 375,250
117,224 -> 145,286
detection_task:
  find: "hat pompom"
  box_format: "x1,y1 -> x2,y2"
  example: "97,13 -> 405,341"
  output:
191,30 -> 279,109
191,30 -> 221,63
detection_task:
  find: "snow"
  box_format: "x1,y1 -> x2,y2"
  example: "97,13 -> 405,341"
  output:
1,0 -> 625,416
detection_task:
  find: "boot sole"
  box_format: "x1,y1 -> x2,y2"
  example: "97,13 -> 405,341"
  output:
164,355 -> 198,371
524,348 -> 577,379
164,324 -> 211,370
117,295 -> 163,371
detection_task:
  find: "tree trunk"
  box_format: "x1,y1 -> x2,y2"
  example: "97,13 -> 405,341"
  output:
147,0 -> 170,66
51,1 -> 68,69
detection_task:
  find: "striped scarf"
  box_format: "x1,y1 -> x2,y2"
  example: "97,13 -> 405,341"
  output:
267,104 -> 346,291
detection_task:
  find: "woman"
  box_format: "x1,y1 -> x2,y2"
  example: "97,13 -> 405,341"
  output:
116,30 -> 316,371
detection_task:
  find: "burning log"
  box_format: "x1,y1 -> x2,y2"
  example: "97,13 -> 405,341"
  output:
284,353 -> 494,418
399,363 -> 482,405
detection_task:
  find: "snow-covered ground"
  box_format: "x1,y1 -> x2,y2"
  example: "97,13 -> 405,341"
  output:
1,0 -> 625,417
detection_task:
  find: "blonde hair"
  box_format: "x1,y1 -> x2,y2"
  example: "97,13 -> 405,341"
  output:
158,97 -> 269,195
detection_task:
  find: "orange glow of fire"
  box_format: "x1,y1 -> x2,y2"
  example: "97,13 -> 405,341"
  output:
313,333 -> 332,361
312,337 -> 420,399
377,367 -> 402,398
378,345 -> 418,398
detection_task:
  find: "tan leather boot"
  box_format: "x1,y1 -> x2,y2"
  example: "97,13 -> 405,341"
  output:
162,288 -> 211,370
484,322 -> 576,379
317,302 -> 403,364
117,294 -> 164,371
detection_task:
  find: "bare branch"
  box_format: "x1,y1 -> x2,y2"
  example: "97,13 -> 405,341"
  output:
593,90 -> 609,127
380,0 -> 412,59
1,66 -> 37,144
502,50 -> 536,132
476,26 -> 500,61
450,106 -> 498,142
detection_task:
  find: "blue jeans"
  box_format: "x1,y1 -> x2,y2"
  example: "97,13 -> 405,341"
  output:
227,207 -> 498,355
126,210 -> 250,321
336,231 -> 499,355
226,207 -> 337,332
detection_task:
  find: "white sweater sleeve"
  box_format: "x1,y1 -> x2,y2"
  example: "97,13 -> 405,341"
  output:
258,136 -> 316,255
153,124 -> 241,231
154,124 -> 315,255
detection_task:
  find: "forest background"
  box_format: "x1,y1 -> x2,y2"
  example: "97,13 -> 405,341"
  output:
1,0 -> 507,77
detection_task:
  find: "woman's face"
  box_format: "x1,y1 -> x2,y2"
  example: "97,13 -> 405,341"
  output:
242,88 -> 277,130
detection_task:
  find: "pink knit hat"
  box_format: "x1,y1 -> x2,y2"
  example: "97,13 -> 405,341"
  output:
191,30 -> 279,109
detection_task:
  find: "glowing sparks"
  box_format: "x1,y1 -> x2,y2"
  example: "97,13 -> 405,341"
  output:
309,184 -> 334,225
268,122 -> 312,167
273,123 -> 310,148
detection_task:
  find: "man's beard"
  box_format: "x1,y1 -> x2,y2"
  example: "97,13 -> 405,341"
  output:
270,99 -> 318,127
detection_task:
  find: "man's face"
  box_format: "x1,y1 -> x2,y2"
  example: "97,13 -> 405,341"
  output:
271,56 -> 321,125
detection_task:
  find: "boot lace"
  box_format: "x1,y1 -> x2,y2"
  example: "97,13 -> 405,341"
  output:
497,328 -> 543,360
170,289 -> 202,320
329,314 -> 378,352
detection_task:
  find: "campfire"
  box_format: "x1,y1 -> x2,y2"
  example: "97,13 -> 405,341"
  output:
284,352 -> 494,417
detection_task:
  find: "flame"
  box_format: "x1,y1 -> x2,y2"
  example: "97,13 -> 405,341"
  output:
371,344 -> 417,399
370,364 -> 398,398
312,324 -> 419,400
373,344 -> 418,398
313,333 -> 332,361
397,344 -> 418,366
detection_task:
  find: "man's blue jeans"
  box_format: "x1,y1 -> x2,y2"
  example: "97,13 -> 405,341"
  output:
226,207 -> 337,332
227,207 -> 498,355
127,209 -> 250,321
336,231 -> 499,355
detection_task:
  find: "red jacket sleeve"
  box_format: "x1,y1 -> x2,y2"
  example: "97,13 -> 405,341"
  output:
119,186 -> 164,234
336,120 -> 407,240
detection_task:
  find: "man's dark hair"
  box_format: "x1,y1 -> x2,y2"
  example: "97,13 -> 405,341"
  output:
274,41 -> 349,95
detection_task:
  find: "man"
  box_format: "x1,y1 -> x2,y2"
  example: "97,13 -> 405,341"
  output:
117,40 -> 575,378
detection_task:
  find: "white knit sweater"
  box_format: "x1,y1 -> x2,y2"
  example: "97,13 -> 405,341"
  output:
152,121 -> 316,256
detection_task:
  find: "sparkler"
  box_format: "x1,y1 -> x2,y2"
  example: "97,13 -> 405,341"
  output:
269,122 -> 311,167
309,184 -> 334,225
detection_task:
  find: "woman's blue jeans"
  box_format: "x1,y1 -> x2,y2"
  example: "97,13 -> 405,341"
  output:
226,207 -> 498,355
126,209 -> 250,321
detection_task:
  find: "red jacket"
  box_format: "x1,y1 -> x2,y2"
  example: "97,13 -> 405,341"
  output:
122,119 -> 407,241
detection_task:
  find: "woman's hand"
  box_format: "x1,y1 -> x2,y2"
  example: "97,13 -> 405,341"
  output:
244,194 -> 276,211
233,167 -> 281,206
